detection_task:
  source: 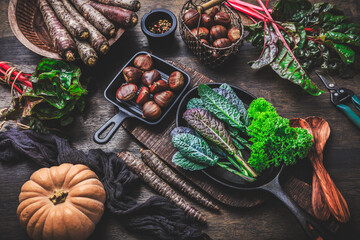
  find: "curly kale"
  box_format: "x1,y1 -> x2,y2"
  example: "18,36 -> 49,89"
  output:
247,98 -> 313,173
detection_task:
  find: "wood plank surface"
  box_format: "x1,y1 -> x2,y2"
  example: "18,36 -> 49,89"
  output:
1,0 -> 360,239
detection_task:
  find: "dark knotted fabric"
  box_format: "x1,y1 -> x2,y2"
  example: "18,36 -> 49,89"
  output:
0,127 -> 211,240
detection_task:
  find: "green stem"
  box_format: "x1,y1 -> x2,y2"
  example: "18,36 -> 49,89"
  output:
226,155 -> 248,176
234,153 -> 258,178
219,161 -> 232,165
217,162 -> 256,182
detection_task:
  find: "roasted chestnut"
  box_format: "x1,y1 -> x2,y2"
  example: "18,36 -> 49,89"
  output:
154,90 -> 175,108
214,11 -> 231,26
123,66 -> 142,83
228,27 -> 241,43
201,14 -> 215,29
210,25 -> 228,40
182,9 -> 200,29
116,83 -> 138,101
150,79 -> 168,93
142,101 -> 162,120
142,70 -> 161,87
213,38 -> 232,48
190,27 -> 209,40
134,54 -> 153,71
136,86 -> 150,105
168,71 -> 185,91
206,6 -> 220,18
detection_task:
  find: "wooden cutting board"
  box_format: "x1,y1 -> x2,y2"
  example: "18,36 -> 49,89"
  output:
122,61 -> 314,215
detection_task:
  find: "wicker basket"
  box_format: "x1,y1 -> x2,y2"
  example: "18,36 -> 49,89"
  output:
179,0 -> 244,68
8,0 -> 125,59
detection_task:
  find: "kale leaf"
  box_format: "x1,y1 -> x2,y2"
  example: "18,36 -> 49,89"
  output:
198,84 -> 247,131
172,151 -> 207,171
246,98 -> 313,173
172,133 -> 219,166
187,98 -> 205,110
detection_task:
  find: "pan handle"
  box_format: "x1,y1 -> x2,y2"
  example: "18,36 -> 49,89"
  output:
260,176 -> 335,240
94,111 -> 129,144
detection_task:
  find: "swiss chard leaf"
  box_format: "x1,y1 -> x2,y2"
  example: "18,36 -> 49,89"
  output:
183,108 -> 236,156
270,44 -> 324,96
198,84 -> 246,131
172,152 -> 207,171
172,133 -> 219,166
1,58 -> 87,129
299,2 -> 343,26
245,22 -> 265,50
320,32 -> 360,47
323,41 -> 355,64
272,0 -> 312,22
250,24 -> 279,69
280,23 -> 307,49
267,0 -> 360,78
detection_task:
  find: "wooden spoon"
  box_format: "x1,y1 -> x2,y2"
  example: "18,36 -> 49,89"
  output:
304,117 -> 331,221
290,118 -> 330,221
291,117 -> 350,223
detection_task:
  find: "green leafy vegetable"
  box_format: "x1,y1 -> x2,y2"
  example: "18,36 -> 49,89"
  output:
183,107 -> 258,178
187,98 -> 205,110
171,127 -> 195,137
183,108 -> 236,156
198,84 -> 247,131
172,152 -> 207,171
171,132 -> 255,181
276,0 -> 360,76
272,0 -> 312,22
246,98 -> 313,173
172,133 -> 219,166
245,0 -> 360,94
270,44 -> 324,96
250,24 -> 279,69
215,84 -> 249,126
1,58 -> 87,129
320,32 -> 360,47
323,41 -> 355,65
245,22 -> 323,96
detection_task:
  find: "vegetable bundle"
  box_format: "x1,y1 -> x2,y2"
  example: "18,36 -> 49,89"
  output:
171,83 -> 313,182
227,0 -> 360,96
247,98 -> 313,173
39,0 -> 139,66
1,58 -> 87,131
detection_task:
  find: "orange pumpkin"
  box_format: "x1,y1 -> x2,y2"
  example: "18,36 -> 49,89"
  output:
17,163 -> 106,240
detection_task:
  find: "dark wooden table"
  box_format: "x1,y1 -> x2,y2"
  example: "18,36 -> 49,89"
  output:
1,0 -> 360,239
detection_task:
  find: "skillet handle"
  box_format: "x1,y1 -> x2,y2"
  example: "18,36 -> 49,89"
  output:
262,176 -> 335,240
94,111 -> 129,144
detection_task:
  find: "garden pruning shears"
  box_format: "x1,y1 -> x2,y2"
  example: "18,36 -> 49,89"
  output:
316,71 -> 360,130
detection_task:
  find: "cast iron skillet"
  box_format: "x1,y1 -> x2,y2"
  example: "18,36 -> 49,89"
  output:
176,83 -> 334,240
94,51 -> 190,144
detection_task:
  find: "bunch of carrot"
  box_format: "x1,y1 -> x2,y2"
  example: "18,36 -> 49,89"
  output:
118,149 -> 220,222
39,0 -> 140,66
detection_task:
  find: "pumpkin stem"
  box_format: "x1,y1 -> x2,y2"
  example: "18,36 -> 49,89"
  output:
49,189 -> 68,205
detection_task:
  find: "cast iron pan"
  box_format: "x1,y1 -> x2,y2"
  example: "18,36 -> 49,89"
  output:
176,83 -> 334,240
94,51 -> 190,144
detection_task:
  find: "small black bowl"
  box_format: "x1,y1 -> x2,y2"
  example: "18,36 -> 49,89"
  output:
141,9 -> 177,45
